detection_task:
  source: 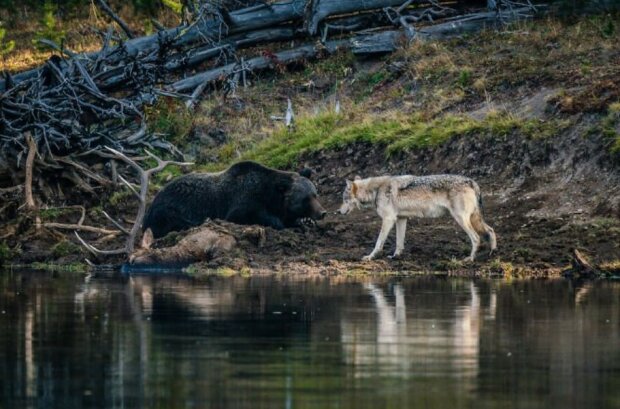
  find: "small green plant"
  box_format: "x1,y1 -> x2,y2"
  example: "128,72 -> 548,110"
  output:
33,1 -> 65,50
600,18 -> 615,38
457,69 -> 472,88
162,0 -> 183,15
0,241 -> 12,264
145,98 -> 193,145
0,22 -> 15,57
51,240 -> 81,258
602,102 -> 620,152
366,71 -> 386,87
108,190 -> 134,206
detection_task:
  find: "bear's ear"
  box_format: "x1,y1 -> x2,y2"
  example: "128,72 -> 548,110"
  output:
298,168 -> 313,179
140,228 -> 154,250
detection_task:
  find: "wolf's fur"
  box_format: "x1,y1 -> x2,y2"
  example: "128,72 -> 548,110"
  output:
338,174 -> 497,261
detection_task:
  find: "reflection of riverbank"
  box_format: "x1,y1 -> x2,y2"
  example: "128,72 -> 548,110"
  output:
1,273 -> 619,409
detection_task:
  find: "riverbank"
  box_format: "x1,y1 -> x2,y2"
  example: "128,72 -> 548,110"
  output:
0,14 -> 619,278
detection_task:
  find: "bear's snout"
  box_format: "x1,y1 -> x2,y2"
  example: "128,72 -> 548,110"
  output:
309,197 -> 327,220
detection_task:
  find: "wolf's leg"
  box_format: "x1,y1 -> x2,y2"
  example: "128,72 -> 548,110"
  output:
363,217 -> 396,261
470,209 -> 497,254
390,217 -> 408,258
452,212 -> 480,262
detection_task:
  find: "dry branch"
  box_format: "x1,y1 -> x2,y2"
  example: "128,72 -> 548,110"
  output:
24,133 -> 37,211
95,0 -> 135,38
76,147 -> 193,256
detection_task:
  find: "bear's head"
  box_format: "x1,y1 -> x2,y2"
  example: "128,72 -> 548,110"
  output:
283,176 -> 326,225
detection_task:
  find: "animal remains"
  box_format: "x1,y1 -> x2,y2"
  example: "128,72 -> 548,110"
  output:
338,174 -> 497,261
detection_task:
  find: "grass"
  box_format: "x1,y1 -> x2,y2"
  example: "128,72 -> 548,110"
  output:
217,110 -> 569,169
0,3 -> 180,72
51,240 -> 81,258
144,98 -> 194,145
28,262 -> 87,273
606,102 -> 620,152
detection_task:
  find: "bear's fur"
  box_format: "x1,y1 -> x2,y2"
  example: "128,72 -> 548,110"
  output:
142,161 -> 326,238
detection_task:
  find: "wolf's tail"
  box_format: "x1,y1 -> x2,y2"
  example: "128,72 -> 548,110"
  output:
470,182 -> 497,251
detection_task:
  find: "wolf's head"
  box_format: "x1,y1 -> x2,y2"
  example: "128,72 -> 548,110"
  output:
338,177 -> 362,215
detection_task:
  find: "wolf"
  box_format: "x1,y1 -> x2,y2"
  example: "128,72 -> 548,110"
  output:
338,174 -> 497,261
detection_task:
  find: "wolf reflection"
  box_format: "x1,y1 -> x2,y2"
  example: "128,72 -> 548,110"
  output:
340,281 -> 493,381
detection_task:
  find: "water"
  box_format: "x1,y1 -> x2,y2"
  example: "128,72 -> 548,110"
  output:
1,271 -> 619,409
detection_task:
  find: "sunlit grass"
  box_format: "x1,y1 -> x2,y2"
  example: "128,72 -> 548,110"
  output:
230,110 -> 569,168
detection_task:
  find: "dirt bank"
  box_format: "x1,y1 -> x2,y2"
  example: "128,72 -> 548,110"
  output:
122,122 -> 620,278
4,122 -> 620,277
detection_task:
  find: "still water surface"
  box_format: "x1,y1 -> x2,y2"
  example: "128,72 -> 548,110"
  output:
1,270 -> 619,409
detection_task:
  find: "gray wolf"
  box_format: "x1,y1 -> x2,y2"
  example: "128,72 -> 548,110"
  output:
338,174 -> 496,261
143,161 -> 326,238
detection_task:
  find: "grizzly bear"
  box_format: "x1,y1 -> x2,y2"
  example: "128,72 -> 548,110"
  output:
142,161 -> 326,239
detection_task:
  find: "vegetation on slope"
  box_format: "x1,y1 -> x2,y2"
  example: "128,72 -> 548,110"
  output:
174,14 -> 619,170
236,111 -> 569,169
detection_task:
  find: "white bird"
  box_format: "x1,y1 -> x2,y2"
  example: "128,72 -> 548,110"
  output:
285,98 -> 294,129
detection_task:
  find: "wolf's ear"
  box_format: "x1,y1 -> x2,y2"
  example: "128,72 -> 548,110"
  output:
354,175 -> 361,181
141,228 -> 154,250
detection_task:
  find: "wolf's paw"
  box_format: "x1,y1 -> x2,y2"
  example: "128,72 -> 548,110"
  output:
462,256 -> 474,263
388,253 -> 402,260
362,254 -> 375,261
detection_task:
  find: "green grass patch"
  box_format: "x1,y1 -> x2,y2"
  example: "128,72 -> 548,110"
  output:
108,190 -> 134,207
51,240 -> 81,258
28,262 -> 87,273
232,111 -> 568,168
144,97 -> 194,145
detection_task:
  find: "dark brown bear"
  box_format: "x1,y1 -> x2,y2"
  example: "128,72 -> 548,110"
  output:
142,161 -> 326,238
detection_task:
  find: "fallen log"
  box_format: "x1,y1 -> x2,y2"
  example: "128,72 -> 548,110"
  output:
417,7 -> 537,38
96,27 -> 298,90
0,0 -> 308,92
172,5 -> 538,97
171,39 -> 348,94
307,0 -> 409,35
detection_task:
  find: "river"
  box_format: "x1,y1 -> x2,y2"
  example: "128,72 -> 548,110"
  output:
1,270 -> 619,408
